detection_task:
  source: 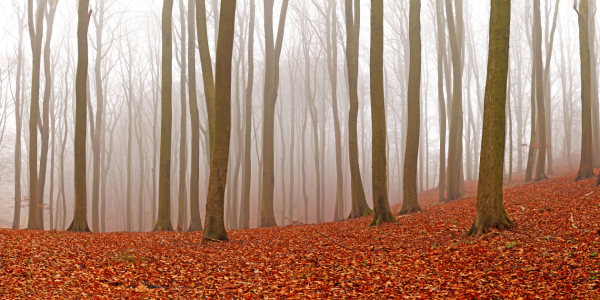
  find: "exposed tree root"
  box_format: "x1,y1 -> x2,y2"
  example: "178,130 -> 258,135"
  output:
369,211 -> 396,227
467,212 -> 512,236
67,220 -> 91,232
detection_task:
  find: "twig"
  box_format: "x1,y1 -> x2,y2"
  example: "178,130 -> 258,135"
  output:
570,213 -> 578,229
314,230 -> 354,251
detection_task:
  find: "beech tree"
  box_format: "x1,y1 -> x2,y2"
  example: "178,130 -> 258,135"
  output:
203,0 -> 237,242
468,0 -> 512,236
369,0 -> 395,226
12,5 -> 25,230
400,0 -> 422,215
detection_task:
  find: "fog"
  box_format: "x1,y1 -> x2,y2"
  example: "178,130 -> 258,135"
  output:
0,0 -> 595,232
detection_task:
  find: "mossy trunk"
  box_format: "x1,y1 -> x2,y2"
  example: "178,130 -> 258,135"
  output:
154,0 -> 175,232
400,0 -> 423,216
369,0 -> 394,226
468,0 -> 512,236
203,0 -> 236,241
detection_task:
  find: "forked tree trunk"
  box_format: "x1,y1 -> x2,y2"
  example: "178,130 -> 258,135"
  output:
468,0 -> 512,236
400,0 -> 422,215
69,0 -> 91,232
203,0 -> 237,241
369,0 -> 395,226
575,0 -> 596,181
154,0 -> 175,231
345,0 -> 371,219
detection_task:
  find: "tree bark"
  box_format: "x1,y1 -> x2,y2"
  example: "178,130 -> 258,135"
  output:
575,0 -> 596,181
435,0 -> 447,203
345,0 -> 371,219
533,0 -> 548,181
69,0 -> 91,232
203,0 -> 237,241
468,0 -> 512,236
196,0 -> 216,158
260,0 -> 290,228
177,0 -> 188,231
154,0 -> 175,231
400,0 -> 422,215
12,7 -> 25,230
369,0 -> 395,226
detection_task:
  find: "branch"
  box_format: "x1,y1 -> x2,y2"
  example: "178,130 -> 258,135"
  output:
314,230 -> 354,251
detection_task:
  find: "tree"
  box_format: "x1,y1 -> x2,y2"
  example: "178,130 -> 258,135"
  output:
345,0 -> 371,219
467,0 -> 512,236
445,0 -> 464,201
68,0 -> 92,232
260,0 -> 290,228
188,0 -> 203,232
434,0 -> 447,203
574,0 -> 596,181
400,0 -> 422,215
12,4 -> 25,230
177,0 -> 188,231
369,0 -> 395,226
196,0 -> 215,157
203,0 -> 237,242
154,0 -> 175,231
533,0 -> 548,181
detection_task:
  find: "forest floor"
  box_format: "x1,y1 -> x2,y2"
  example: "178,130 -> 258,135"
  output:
1,169 -> 599,298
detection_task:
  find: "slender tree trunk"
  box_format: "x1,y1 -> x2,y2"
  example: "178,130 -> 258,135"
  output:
468,0 -> 512,236
203,0 -> 237,241
445,0 -> 464,201
301,106 -> 308,223
345,0 -> 371,219
155,0 -> 175,231
400,0 -> 422,215
188,0 -> 203,231
196,0 -> 216,158
533,0 -> 548,181
69,0 -> 91,232
12,9 -> 24,229
240,0 -> 254,230
435,0 -> 447,202
575,0 -> 595,181
260,0 -> 290,228
369,0 -> 395,226
177,0 -> 188,231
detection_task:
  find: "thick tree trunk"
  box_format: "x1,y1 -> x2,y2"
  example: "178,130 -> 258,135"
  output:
400,0 -> 422,215
369,0 -> 394,226
575,0 -> 596,181
589,0 -> 600,168
239,0 -> 254,230
154,0 -> 175,231
468,0 -> 512,236
69,0 -> 91,232
203,0 -> 237,241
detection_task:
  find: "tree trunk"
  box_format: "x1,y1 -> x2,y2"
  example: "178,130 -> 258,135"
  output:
369,0 -> 395,226
400,0 -> 422,215
188,0 -> 203,232
12,9 -> 24,229
154,0 -> 175,231
260,0 -> 290,228
345,0 -> 371,219
589,0 -> 600,168
196,0 -> 216,158
575,0 -> 595,181
435,0 -> 447,203
468,0 -> 512,236
177,0 -> 187,231
533,0 -> 548,181
203,0 -> 237,241
69,0 -> 91,232
445,0 -> 464,201
240,0 -> 254,230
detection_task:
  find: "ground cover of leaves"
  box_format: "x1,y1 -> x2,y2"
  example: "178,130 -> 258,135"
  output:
1,170 -> 599,299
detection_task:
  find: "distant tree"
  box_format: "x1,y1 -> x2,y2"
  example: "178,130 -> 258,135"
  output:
434,0 -> 447,203
177,0 -> 187,231
154,0 -> 175,231
12,5 -> 25,230
400,0 -> 422,215
574,0 -> 596,181
369,0 -> 395,226
468,0 -> 512,236
203,0 -> 237,241
69,0 -> 92,232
